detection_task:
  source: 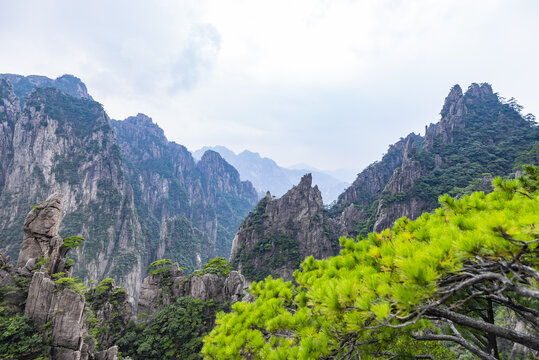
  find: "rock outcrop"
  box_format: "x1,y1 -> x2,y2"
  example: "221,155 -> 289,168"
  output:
18,194 -> 84,359
17,193 -> 66,276
137,263 -> 246,316
6,193 -> 120,360
372,135 -> 427,232
230,174 -> 343,281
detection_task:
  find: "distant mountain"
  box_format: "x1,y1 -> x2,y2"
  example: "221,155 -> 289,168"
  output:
0,74 -> 258,300
192,146 -> 350,203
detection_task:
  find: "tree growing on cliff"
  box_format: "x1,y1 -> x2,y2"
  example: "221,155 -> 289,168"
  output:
202,166 -> 539,359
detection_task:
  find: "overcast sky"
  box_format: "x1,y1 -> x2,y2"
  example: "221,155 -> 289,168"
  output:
1,0 -> 538,176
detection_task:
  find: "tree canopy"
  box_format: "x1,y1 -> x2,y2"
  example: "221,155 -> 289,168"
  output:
202,165 -> 539,360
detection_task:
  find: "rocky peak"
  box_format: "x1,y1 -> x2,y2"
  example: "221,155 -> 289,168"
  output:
440,84 -> 463,118
124,113 -> 158,128
53,74 -> 93,100
296,173 -> 313,190
229,174 -> 342,281
466,82 -> 493,99
0,73 -> 93,102
425,82 -> 497,150
197,150 -> 256,197
137,266 -> 246,317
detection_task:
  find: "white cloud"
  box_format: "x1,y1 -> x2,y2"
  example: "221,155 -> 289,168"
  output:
0,0 -> 538,171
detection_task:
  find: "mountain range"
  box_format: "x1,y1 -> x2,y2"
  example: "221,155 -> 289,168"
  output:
0,74 -> 258,300
230,82 -> 539,281
0,74 -> 537,298
192,145 -> 351,203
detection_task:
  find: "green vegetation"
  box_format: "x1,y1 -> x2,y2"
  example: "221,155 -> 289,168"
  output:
110,252 -> 138,278
407,92 -> 538,208
233,231 -> 302,282
24,87 -> 104,139
202,166 -> 539,359
0,306 -> 46,360
147,259 -> 173,276
194,257 -> 232,277
53,276 -> 86,294
116,297 -> 229,360
61,235 -> 85,250
162,215 -> 210,273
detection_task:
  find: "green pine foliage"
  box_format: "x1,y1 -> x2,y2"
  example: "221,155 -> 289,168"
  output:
116,297 -> 228,360
0,306 -> 46,360
202,166 -> 539,359
195,257 -> 232,277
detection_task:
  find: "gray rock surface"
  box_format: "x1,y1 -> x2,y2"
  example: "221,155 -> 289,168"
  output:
50,347 -> 81,360
24,271 -> 56,329
137,266 -> 246,316
373,135 -> 427,232
94,346 -> 118,360
17,193 -> 65,275
230,174 -> 343,281
49,288 -> 85,351
224,271 -> 245,302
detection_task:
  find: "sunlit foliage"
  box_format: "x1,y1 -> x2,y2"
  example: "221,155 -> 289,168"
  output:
203,166 -> 539,359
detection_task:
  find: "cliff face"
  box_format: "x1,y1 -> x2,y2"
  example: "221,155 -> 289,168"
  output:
230,174 -> 343,281
0,85 -> 144,297
111,115 -> 258,270
0,75 -> 258,300
333,132 -> 422,234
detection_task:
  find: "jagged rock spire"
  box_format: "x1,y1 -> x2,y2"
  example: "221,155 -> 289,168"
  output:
16,193 -> 65,276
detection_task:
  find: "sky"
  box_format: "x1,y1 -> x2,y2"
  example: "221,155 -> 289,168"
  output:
1,0 -> 538,177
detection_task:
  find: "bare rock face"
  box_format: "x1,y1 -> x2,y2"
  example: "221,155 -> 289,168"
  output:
190,274 -> 224,301
230,174 -> 343,282
24,271 -> 56,329
17,193 -> 65,275
373,135 -> 428,232
332,133 -> 421,236
224,270 -> 245,302
94,346 -> 118,360
24,270 -> 86,359
137,265 -> 246,316
49,288 -> 85,350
